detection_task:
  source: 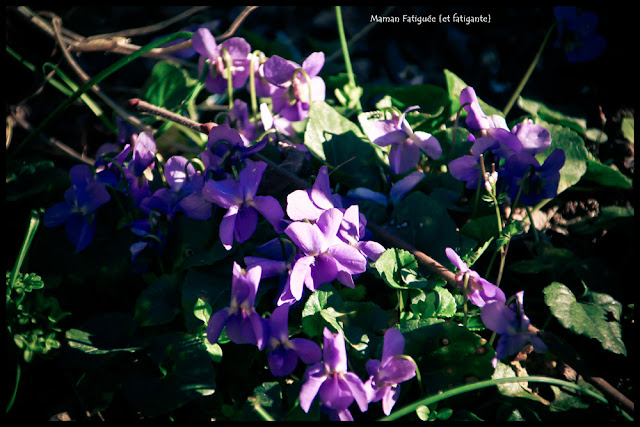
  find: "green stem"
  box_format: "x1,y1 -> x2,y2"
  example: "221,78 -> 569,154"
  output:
503,22 -> 557,117
6,362 -> 21,414
249,52 -> 259,121
12,31 -> 193,157
334,6 -> 361,111
221,47 -> 235,109
8,209 -> 43,293
252,402 -> 275,421
379,375 -> 610,421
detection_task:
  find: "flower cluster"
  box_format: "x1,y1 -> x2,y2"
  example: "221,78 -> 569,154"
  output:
448,86 -> 566,206
445,247 -> 547,367
40,27 -> 559,421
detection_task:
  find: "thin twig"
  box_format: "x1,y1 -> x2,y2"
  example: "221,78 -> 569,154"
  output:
84,6 -> 209,40
13,6 -> 259,57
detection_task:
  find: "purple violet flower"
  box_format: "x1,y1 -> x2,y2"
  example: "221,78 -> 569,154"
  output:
361,106 -> 442,175
553,6 -> 606,63
263,52 -> 326,122
43,164 -> 111,253
364,328 -> 416,416
338,205 -> 385,262
503,148 -> 566,206
279,208 -> 367,305
192,28 -> 252,94
266,303 -> 322,377
299,327 -> 369,421
206,262 -> 268,350
202,160 -> 285,251
286,165 -> 343,222
445,248 -> 506,308
200,123 -> 266,180
481,291 -> 548,368
346,171 -> 425,208
139,155 -> 212,221
448,118 -> 552,191
459,87 -> 509,132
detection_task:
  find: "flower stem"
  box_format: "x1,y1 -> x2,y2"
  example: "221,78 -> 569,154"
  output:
221,47 -> 235,109
334,6 -> 361,111
379,375 -> 610,421
503,22 -> 557,117
8,209 -> 42,293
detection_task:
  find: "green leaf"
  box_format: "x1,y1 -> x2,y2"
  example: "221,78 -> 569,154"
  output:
543,282 -> 626,355
621,117 -> 634,143
390,192 -> 475,267
411,286 -> 457,319
536,121 -> 589,195
517,97 -> 607,143
582,159 -> 633,189
301,284 -> 345,338
305,101 -> 382,190
134,274 -> 181,327
65,312 -> 141,355
398,320 -> 495,395
193,297 -> 212,325
385,83 -> 450,130
372,248 -> 420,289
142,60 -> 195,111
122,332 -> 216,416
